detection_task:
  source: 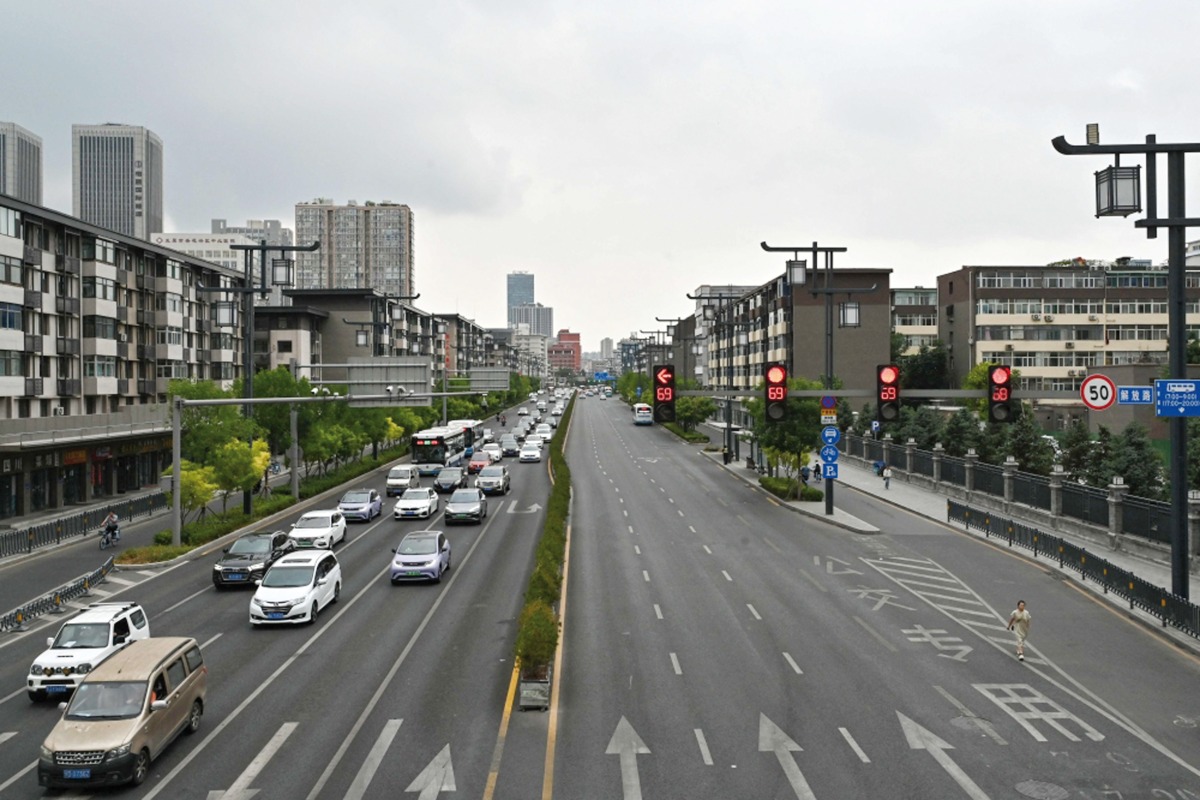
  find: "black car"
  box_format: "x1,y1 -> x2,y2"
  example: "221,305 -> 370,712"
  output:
212,530 -> 294,588
433,467 -> 468,493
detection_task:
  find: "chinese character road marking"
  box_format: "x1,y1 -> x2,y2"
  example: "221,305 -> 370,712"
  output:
815,555 -> 862,575
902,625 -> 973,662
975,684 -> 1104,743
847,585 -> 916,611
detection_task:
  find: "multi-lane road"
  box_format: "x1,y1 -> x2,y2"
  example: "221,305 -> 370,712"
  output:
3,395 -> 1200,798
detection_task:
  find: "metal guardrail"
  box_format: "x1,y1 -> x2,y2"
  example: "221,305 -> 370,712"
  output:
0,556 -> 116,633
0,492 -> 168,559
947,499 -> 1200,639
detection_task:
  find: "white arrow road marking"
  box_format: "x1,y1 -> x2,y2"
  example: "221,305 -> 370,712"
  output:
606,717 -> 650,800
405,744 -> 456,799
343,719 -> 402,800
758,714 -> 816,800
815,556 -> 863,575
505,503 -> 542,514
207,721 -> 298,800
897,712 -> 990,800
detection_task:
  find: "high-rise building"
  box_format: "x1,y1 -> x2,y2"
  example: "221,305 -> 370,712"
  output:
72,123 -> 163,240
507,271 -> 534,325
212,218 -> 294,249
510,302 -> 554,338
0,122 -> 42,205
600,337 -> 614,360
294,199 -> 415,298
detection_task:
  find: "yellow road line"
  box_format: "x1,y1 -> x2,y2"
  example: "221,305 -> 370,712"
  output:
542,519 -> 572,800
482,665 -> 521,800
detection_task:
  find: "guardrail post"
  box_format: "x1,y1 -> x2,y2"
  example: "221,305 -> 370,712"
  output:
931,443 -> 944,487
79,578 -> 92,597
11,611 -> 28,632
49,594 -> 66,614
905,438 -> 916,475
964,449 -> 978,495
1002,455 -> 1018,508
882,434 -> 895,473
1049,463 -> 1065,518
1107,476 -> 1128,550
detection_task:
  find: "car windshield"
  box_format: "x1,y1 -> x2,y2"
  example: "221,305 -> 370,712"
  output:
341,491 -> 370,503
389,467 -> 409,478
401,489 -> 430,500
228,537 -> 271,556
294,515 -> 332,529
480,467 -> 503,477
449,490 -> 478,503
398,536 -> 438,555
438,469 -> 462,481
66,681 -> 146,720
262,565 -> 315,587
52,623 -> 109,649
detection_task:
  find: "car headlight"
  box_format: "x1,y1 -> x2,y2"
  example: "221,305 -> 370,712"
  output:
30,663 -> 44,675
251,597 -> 262,608
426,558 -> 440,566
76,663 -> 92,674
213,564 -> 222,572
40,745 -> 53,760
105,743 -> 131,760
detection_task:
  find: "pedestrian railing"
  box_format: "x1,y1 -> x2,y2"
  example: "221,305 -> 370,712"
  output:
0,556 -> 116,633
0,492 -> 167,559
947,499 -> 1200,639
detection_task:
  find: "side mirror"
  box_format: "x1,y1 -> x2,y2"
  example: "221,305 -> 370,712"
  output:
391,548 -> 398,554
222,547 -> 230,554
254,579 -> 262,587
58,701 -> 68,712
151,699 -> 169,711
317,577 -> 328,585
47,637 -> 55,647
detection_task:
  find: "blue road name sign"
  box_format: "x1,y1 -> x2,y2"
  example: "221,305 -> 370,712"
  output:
1155,379 -> 1200,417
594,371 -> 609,381
823,464 -> 839,480
1117,386 -> 1154,405
820,426 -> 841,445
819,445 -> 839,464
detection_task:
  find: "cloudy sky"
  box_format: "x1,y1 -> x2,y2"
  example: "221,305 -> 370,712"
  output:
6,0 -> 1199,351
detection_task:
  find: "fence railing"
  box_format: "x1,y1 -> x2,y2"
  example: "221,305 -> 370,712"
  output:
0,556 -> 116,633
0,492 -> 167,559
947,499 -> 1200,639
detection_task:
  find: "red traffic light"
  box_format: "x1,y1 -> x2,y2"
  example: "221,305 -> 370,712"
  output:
655,366 -> 674,385
765,365 -> 786,385
878,365 -> 899,385
989,365 -> 1010,385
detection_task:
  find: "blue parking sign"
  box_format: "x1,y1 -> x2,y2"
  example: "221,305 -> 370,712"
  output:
823,464 -> 838,480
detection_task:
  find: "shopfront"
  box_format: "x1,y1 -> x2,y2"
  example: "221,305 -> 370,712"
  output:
62,449 -> 87,506
0,456 -> 22,520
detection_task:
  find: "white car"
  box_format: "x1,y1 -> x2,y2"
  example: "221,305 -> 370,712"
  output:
524,435 -> 545,450
250,550 -> 341,625
289,510 -> 347,549
393,487 -> 440,520
517,406 -> 530,416
26,602 -> 150,701
481,442 -> 503,462
519,443 -> 543,463
535,423 -> 552,438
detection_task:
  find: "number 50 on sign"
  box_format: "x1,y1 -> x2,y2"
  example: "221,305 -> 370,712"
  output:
1080,373 -> 1115,411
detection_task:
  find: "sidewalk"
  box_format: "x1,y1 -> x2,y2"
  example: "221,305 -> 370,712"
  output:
706,448 -> 1200,653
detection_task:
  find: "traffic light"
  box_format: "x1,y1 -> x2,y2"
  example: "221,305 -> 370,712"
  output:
764,364 -> 788,423
987,364 -> 1014,423
652,364 -> 676,423
876,364 -> 901,422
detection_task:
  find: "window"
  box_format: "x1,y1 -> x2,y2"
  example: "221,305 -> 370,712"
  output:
83,238 -> 116,264
156,360 -> 187,378
0,350 -> 22,376
155,292 -> 183,313
82,277 -> 118,301
277,339 -> 293,353
156,326 -> 183,346
157,260 -> 182,280
166,659 -> 186,693
0,208 -> 20,239
84,356 -> 117,377
0,255 -> 22,286
0,303 -> 20,330
83,316 -> 118,340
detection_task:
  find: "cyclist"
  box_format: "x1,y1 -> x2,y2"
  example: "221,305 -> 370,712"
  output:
102,511 -> 120,544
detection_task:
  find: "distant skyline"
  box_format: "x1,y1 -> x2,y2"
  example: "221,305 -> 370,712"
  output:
4,2 -> 1199,351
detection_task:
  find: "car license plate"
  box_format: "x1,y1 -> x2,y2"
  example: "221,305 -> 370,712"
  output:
227,573 -> 245,581
267,612 -> 285,620
405,571 -> 422,577
47,685 -> 68,694
64,769 -> 90,780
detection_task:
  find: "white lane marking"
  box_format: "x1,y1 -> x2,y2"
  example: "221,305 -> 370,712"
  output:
623,509 -> 628,517
659,487 -> 665,493
649,478 -> 656,484
643,570 -> 650,583
628,525 -> 634,534
763,537 -> 783,555
782,653 -> 803,674
839,728 -> 871,763
668,497 -> 674,504
619,498 -> 624,504
136,570 -> 158,577
688,526 -> 696,533
160,584 -> 214,616
86,587 -> 112,597
344,718 -> 403,800
0,687 -> 27,705
721,570 -> 732,582
654,604 -> 663,620
797,569 -> 827,593
0,762 -> 35,795
694,729 -> 714,766
677,510 -> 684,517
0,732 -> 15,746
853,615 -> 898,652
747,604 -> 762,620
211,721 -> 298,798
105,575 -> 136,586
933,685 -> 1006,745
670,653 -> 682,675
200,632 -> 223,650
703,545 -> 712,554
634,545 -> 641,555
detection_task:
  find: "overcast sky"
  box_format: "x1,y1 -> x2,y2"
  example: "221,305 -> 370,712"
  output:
6,1 -> 1200,351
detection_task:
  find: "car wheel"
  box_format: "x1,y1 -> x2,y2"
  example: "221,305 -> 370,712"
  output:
309,602 -> 320,625
433,566 -> 443,584
185,700 -> 203,734
332,582 -> 341,603
28,690 -> 44,703
131,749 -> 150,786
446,553 -> 452,572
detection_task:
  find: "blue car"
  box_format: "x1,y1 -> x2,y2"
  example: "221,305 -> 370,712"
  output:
338,488 -> 382,522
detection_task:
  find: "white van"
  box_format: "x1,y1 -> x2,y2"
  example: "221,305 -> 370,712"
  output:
386,465 -> 421,497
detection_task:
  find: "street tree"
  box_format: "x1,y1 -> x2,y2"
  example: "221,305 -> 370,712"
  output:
673,379 -> 716,433
169,379 -> 259,465
1083,425 -> 1117,488
1110,422 -> 1165,500
1060,418 -> 1093,481
744,375 -> 824,497
894,404 -> 943,451
898,341 -> 950,395
169,461 -> 218,523
210,438 -> 270,514
940,408 -> 980,457
1007,405 -> 1055,476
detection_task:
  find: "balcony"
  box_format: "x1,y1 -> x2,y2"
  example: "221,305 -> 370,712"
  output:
117,342 -> 130,360
24,334 -> 40,352
117,305 -> 129,322
138,379 -> 156,395
137,344 -> 154,361
23,245 -> 40,266
56,338 -> 80,356
56,296 -> 80,315
55,253 -> 81,274
57,378 -> 81,396
24,378 -> 43,396
137,310 -> 149,325
135,274 -> 147,289
23,289 -> 42,310
118,378 -> 130,395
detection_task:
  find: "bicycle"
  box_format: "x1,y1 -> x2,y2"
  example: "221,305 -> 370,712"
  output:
99,525 -> 120,550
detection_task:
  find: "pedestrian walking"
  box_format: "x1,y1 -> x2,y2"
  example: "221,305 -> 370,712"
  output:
812,461 -> 822,483
882,464 -> 892,490
1007,599 -> 1031,661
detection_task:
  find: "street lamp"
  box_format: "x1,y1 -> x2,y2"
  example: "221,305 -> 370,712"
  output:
1052,124 -> 1200,599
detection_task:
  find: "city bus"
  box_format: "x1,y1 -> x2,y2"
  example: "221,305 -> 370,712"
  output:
632,403 -> 653,425
410,427 -> 467,475
445,419 -> 485,455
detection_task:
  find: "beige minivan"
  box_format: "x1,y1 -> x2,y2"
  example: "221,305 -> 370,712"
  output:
386,464 -> 421,496
38,637 -> 207,789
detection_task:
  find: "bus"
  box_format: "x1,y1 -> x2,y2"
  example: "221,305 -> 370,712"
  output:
410,427 -> 467,475
632,403 -> 653,425
445,419 -> 485,455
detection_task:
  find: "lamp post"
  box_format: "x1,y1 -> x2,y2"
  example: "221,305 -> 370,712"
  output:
202,239 -> 319,515
1053,125 -> 1200,599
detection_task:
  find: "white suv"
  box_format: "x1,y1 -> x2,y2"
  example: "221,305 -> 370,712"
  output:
27,602 -> 150,701
250,551 -> 342,626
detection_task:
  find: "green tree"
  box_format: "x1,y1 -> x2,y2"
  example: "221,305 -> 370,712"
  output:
894,405 -> 943,450
1007,405 -> 1055,475
898,341 -> 950,394
169,379 -> 258,465
975,420 -> 1010,465
249,367 -> 307,456
674,379 -> 717,432
889,332 -> 907,363
210,438 -> 270,513
940,408 -> 980,457
1060,418 -> 1093,480
1110,422 -> 1165,499
851,403 -> 873,436
1083,425 -> 1116,487
170,461 -> 218,523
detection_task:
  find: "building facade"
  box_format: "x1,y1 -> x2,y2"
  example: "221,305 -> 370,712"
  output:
506,271 -> 534,325
149,232 -> 256,273
72,124 -> 163,241
294,199 -> 415,299
0,122 -> 42,205
510,302 -> 554,339
548,329 -> 581,374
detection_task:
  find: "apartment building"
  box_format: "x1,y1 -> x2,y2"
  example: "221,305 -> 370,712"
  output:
0,122 -> 42,205
294,199 -> 415,299
892,286 -> 938,356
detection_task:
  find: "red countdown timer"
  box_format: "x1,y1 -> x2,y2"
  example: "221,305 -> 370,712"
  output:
765,365 -> 787,401
653,365 -> 676,423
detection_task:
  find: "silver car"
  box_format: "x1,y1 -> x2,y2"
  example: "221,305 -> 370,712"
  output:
475,465 -> 510,495
390,531 -> 451,583
444,488 -> 488,524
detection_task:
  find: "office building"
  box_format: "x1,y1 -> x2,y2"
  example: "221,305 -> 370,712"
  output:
212,218 -> 294,250
149,232 -> 256,273
510,302 -> 554,339
72,124 -> 163,240
600,337 -> 613,360
507,271 -> 534,325
294,199 -> 415,299
892,287 -> 939,355
0,122 -> 42,205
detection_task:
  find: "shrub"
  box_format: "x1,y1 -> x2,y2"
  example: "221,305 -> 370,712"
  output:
759,476 -> 823,502
514,599 -> 559,674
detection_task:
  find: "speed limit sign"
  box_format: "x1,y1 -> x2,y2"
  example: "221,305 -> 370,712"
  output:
1080,373 -> 1116,411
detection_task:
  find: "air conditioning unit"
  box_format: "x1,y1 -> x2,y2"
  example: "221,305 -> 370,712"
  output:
53,406 -> 66,416
1067,370 -> 1078,377
1065,342 -> 1075,349
1005,344 -> 1014,351
1044,314 -> 1055,322
118,333 -> 128,343
1031,313 -> 1041,321
1088,314 -> 1099,321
